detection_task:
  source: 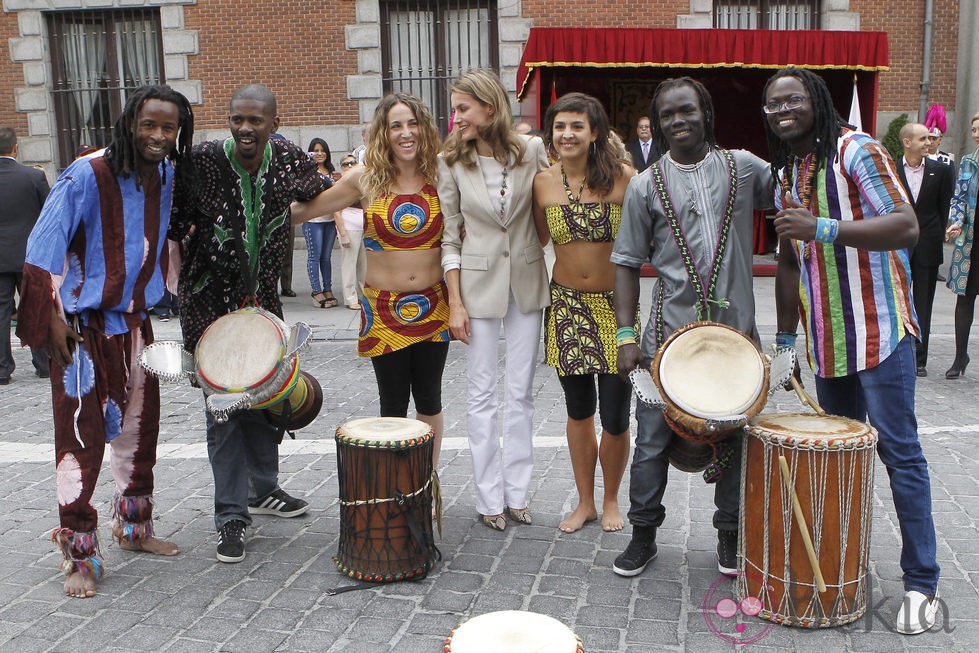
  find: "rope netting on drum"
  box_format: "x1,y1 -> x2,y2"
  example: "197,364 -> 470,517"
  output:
334,440 -> 441,583
738,436 -> 876,627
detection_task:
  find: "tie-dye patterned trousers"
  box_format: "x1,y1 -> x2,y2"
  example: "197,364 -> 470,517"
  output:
50,314 -> 161,572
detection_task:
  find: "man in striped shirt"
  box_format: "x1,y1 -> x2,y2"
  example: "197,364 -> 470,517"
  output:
763,67 -> 941,635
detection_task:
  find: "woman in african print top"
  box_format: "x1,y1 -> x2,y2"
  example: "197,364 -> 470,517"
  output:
291,93 -> 449,465
532,93 -> 637,534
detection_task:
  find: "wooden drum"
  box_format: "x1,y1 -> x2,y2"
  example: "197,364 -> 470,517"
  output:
738,413 -> 877,628
334,417 -> 439,582
444,611 -> 584,653
652,321 -> 769,444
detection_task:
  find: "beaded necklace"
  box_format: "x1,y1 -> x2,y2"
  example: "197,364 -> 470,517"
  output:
780,153 -> 820,259
498,164 -> 509,221
561,164 -> 587,205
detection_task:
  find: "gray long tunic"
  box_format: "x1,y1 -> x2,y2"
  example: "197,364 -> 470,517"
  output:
611,149 -> 773,358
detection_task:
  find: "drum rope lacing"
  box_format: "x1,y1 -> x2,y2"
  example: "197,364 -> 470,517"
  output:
338,472 -> 436,507
738,430 -> 875,627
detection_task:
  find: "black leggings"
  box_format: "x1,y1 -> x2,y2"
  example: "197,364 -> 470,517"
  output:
557,373 -> 632,435
370,341 -> 449,417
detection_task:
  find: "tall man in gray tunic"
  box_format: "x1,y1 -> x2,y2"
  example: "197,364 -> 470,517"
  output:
611,77 -> 773,577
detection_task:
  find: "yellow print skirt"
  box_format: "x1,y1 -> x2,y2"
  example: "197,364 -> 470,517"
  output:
545,281 -> 637,376
358,281 -> 451,357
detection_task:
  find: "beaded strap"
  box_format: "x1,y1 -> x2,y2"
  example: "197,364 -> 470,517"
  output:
649,149 -> 738,324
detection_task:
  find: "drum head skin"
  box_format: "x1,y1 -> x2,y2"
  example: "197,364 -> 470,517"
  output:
749,413 -> 876,448
446,611 -> 582,653
196,310 -> 286,391
337,417 -> 433,446
658,324 -> 764,417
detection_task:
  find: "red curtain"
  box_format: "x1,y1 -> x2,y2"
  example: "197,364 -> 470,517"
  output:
517,28 -> 889,99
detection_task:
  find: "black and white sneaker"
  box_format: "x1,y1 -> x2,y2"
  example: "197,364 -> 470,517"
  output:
612,526 -> 658,577
216,519 -> 247,563
717,529 -> 738,576
248,488 -> 309,518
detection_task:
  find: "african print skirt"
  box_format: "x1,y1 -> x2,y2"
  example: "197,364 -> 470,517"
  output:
544,281 -> 616,376
545,282 -> 636,376
358,281 -> 451,357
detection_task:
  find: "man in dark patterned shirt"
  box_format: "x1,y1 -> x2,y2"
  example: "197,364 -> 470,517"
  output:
170,84 -> 332,563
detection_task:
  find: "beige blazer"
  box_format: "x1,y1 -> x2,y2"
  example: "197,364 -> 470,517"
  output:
437,135 -> 550,318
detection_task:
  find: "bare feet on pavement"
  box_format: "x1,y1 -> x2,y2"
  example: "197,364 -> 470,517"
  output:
602,498 -> 625,532
117,534 -> 180,556
559,504 -> 598,533
64,573 -> 97,599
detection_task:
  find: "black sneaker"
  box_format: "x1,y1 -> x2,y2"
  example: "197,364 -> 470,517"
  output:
248,488 -> 309,518
717,529 -> 738,576
612,526 -> 658,577
216,519 -> 247,563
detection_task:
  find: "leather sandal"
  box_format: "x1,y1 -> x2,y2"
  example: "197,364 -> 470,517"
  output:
311,292 -> 327,308
507,507 -> 533,525
322,291 -> 339,308
481,514 -> 507,531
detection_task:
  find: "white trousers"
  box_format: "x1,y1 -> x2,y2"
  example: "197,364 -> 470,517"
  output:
339,230 -> 366,306
466,292 -> 542,515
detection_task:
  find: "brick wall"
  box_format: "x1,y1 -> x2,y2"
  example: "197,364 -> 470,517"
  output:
521,0 -> 687,26
0,13 -> 28,134
853,0 -> 958,112
182,1 -> 360,130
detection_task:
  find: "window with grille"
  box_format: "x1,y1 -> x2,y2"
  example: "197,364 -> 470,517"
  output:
47,9 -> 163,168
380,0 -> 498,133
715,1 -> 820,29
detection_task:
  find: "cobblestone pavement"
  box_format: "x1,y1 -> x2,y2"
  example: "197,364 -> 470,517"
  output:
1,258 -> 977,652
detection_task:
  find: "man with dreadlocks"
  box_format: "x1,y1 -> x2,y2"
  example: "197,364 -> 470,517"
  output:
764,67 -> 941,634
16,84 -> 195,598
169,84 -> 332,564
611,77 -> 773,578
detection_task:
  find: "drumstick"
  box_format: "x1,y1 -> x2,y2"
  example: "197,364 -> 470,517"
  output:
777,454 -> 827,593
789,376 -> 826,416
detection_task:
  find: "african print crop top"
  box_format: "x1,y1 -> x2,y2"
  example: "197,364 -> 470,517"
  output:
545,202 -> 622,245
364,182 -> 443,251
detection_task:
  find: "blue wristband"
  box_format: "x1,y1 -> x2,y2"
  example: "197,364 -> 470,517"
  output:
814,217 -> 840,244
775,332 -> 797,348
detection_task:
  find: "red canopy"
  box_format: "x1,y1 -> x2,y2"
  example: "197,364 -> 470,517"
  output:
517,28 -> 889,99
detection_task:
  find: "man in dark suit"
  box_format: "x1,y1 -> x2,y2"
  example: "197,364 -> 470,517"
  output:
896,122 -> 954,377
625,115 -> 655,172
0,126 -> 49,383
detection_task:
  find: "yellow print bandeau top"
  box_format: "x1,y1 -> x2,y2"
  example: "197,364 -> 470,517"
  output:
364,182 -> 443,251
544,202 -> 621,246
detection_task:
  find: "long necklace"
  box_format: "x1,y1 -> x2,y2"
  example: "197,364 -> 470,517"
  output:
561,164 -> 586,205
498,165 -> 509,221
780,153 -> 819,260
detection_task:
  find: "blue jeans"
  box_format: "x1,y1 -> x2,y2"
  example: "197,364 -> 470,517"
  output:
813,336 -> 940,595
205,409 -> 281,530
302,221 -> 337,294
628,360 -> 741,532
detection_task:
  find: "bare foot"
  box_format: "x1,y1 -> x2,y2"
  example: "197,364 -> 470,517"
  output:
602,499 -> 625,532
64,572 -> 97,598
559,504 -> 598,533
117,535 -> 179,556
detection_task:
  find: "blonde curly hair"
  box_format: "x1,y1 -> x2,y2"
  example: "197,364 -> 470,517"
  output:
362,93 -> 441,203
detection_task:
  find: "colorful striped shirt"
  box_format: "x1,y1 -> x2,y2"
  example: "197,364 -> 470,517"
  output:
776,129 -> 918,378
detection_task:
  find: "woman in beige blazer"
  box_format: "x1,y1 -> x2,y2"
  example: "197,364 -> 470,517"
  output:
438,69 -> 550,531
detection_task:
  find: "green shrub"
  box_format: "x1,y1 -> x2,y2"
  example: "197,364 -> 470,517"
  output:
881,113 -> 909,162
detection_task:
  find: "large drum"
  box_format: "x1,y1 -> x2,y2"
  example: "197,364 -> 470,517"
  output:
652,321 -> 769,443
444,611 -> 584,653
737,413 -> 877,628
334,417 -> 439,582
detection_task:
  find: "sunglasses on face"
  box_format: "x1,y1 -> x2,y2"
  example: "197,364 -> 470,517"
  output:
340,161 -> 356,168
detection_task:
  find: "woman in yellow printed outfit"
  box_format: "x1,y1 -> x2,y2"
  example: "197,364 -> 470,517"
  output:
291,93 -> 448,463
533,93 -> 636,533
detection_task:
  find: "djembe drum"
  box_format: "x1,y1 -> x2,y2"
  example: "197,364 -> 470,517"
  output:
444,611 -> 584,653
737,413 -> 877,627
334,417 -> 439,582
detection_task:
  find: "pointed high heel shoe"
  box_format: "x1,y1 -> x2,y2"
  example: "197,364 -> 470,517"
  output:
945,355 -> 970,379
